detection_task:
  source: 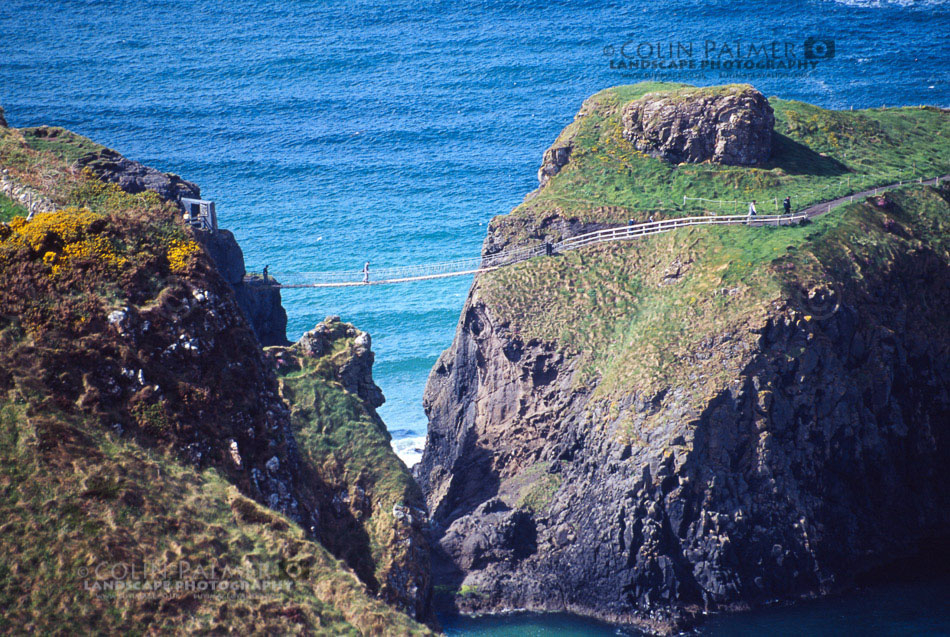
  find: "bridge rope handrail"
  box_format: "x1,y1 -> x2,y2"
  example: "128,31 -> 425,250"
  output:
270,174 -> 945,288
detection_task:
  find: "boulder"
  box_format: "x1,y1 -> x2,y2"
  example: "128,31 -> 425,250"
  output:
537,144 -> 572,187
621,85 -> 774,165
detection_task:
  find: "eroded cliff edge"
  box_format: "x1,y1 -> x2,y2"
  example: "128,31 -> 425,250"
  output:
415,83 -> 950,632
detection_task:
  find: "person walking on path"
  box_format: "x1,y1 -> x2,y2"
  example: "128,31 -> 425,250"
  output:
748,200 -> 757,216
362,261 -> 370,284
783,196 -> 791,214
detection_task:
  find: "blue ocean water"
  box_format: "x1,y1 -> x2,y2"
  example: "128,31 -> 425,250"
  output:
1,1 -> 948,633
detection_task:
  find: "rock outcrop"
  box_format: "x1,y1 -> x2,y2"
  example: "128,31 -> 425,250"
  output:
537,144 -> 572,187
621,85 -> 774,165
0,106 -> 7,128
417,191 -> 950,631
195,227 -> 289,346
269,318 -> 435,624
415,84 -> 950,632
77,148 -> 201,204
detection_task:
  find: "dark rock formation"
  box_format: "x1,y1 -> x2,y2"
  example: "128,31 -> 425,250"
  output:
193,228 -> 288,346
234,275 -> 290,347
416,190 -> 950,632
537,144 -> 572,187
0,106 -> 7,128
184,220 -> 289,347
77,148 -> 201,204
621,85 -> 774,165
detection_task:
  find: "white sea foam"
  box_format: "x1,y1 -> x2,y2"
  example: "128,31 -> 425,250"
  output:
392,435 -> 426,468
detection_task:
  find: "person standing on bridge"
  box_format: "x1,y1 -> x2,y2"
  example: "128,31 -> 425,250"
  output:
362,261 -> 370,284
783,196 -> 791,214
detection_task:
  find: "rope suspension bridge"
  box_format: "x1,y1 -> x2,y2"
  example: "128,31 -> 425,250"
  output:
269,174 -> 946,289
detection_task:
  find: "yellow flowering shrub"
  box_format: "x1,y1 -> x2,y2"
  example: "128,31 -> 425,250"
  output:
8,207 -> 127,276
166,238 -> 201,274
9,207 -> 101,252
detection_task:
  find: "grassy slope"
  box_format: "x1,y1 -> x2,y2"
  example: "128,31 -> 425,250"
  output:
0,395 -> 428,636
19,126 -> 108,164
0,194 -> 27,222
0,125 -> 432,634
480,83 -> 950,434
493,83 -> 949,245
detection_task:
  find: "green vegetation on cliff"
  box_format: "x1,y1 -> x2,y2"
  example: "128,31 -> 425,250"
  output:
481,83 -> 950,433
494,82 -> 948,246
485,185 -> 949,404
0,123 -> 432,634
271,319 -> 432,621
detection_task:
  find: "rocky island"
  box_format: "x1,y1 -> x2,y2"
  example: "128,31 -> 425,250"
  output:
415,83 -> 950,632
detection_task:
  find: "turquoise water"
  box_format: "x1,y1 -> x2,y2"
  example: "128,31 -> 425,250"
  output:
1,0 -> 948,633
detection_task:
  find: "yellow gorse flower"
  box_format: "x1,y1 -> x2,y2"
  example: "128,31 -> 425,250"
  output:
166,238 -> 201,274
6,207 -> 128,276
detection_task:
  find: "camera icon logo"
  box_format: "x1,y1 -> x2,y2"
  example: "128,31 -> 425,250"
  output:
804,37 -> 835,60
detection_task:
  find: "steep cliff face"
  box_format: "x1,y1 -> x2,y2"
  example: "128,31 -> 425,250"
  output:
196,226 -> 289,346
0,121 -> 433,633
269,319 -> 435,624
415,84 -> 950,632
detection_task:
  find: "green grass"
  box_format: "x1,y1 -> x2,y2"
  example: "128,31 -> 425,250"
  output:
272,319 -> 429,615
493,82 -> 949,247
517,471 -> 562,514
20,127 -> 106,165
0,395 -> 432,636
0,193 -> 27,222
481,183 -> 950,430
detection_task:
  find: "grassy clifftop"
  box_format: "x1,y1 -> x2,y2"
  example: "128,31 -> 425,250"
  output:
492,82 -> 948,247
479,82 -> 950,429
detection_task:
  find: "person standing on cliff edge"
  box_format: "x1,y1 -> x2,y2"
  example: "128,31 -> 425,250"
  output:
362,261 -> 370,284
